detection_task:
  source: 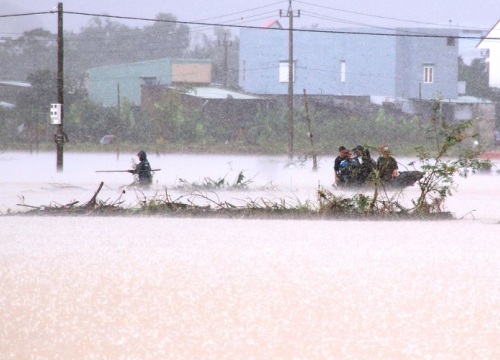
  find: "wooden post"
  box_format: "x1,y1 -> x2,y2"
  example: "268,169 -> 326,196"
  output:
303,89 -> 317,170
116,82 -> 120,160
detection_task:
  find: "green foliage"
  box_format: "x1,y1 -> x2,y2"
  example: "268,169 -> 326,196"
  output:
300,107 -> 427,154
65,98 -> 116,143
246,104 -> 286,148
175,171 -> 254,191
151,90 -> 186,144
411,98 -> 488,213
458,56 -> 490,99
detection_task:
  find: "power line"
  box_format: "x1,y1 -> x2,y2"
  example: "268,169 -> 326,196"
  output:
190,1 -> 284,23
294,0 -> 491,31
0,10 -> 497,40
300,10 -> 469,38
61,11 -> 500,40
0,11 -> 52,18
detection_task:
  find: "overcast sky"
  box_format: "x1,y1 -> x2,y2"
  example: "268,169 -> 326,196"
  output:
1,0 -> 498,33
1,0 -> 497,62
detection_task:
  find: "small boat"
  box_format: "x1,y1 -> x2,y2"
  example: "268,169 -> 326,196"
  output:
381,171 -> 424,188
336,171 -> 424,189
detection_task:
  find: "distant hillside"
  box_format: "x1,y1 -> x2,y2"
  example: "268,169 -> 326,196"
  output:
0,1 -> 47,38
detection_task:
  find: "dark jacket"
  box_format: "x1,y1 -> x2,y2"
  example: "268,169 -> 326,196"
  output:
133,150 -> 152,185
376,155 -> 398,180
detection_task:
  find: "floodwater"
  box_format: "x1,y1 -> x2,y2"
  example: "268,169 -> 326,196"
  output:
1,151 -> 500,359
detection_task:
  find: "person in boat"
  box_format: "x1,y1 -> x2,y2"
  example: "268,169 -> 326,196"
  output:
351,145 -> 375,184
338,155 -> 357,184
129,150 -> 152,186
376,145 -> 398,181
334,146 -> 350,184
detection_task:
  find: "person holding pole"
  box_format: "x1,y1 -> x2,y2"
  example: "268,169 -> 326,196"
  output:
129,150 -> 152,186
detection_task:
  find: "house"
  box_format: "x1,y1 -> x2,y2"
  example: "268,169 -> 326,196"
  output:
0,81 -> 31,107
240,23 -> 499,148
239,23 -> 459,100
476,20 -> 500,88
87,58 -> 212,107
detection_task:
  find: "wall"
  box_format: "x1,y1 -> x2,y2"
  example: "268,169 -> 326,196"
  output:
240,27 -> 458,100
87,59 -> 172,107
474,103 -> 496,148
396,28 -> 458,100
477,21 -> 500,88
172,62 -> 211,84
239,27 -> 396,96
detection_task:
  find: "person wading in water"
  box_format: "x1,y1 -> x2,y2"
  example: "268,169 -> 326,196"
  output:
129,150 -> 152,186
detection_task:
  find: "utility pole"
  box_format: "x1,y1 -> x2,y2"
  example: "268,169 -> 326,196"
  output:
116,82 -> 120,160
280,0 -> 300,159
218,33 -> 232,87
55,2 -> 65,171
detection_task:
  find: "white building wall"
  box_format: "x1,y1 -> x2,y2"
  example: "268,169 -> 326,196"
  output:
485,50 -> 500,88
477,21 -> 500,88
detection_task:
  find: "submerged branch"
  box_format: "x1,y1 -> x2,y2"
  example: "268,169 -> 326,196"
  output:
4,182 -> 453,220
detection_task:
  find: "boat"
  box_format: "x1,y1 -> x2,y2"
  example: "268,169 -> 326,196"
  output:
336,170 -> 424,189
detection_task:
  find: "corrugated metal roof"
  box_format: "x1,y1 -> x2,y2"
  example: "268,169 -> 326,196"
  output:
452,96 -> 492,104
0,101 -> 15,108
0,81 -> 31,87
184,87 -> 261,100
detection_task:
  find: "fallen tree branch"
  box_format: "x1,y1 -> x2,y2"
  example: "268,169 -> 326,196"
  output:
86,182 -> 104,207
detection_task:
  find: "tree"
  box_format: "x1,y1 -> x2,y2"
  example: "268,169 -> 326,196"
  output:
0,29 -> 56,80
458,56 -> 490,99
410,99 -> 488,213
188,28 -> 239,88
67,17 -> 142,74
140,13 -> 191,59
15,70 -> 57,151
149,89 -> 187,152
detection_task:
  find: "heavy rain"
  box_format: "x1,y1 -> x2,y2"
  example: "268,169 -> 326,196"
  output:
2,0 -> 500,358
1,152 -> 500,358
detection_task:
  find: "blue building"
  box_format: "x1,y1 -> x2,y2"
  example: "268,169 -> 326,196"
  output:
239,25 -> 459,100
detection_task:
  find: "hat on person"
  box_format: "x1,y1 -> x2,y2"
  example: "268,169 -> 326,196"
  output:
339,146 -> 346,152
137,150 -> 147,160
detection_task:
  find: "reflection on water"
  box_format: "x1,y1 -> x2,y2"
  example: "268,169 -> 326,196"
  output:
1,152 -> 500,358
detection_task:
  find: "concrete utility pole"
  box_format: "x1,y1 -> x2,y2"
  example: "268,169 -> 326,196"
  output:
55,2 -> 65,171
280,0 -> 300,159
218,33 -> 232,87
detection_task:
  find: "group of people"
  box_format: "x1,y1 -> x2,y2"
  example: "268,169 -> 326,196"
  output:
128,146 -> 399,188
334,144 -> 399,186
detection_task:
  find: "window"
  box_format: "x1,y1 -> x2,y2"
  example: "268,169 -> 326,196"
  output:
423,65 -> 434,84
340,60 -> 346,82
141,77 -> 157,86
447,37 -> 456,46
242,60 -> 246,81
279,61 -> 295,82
